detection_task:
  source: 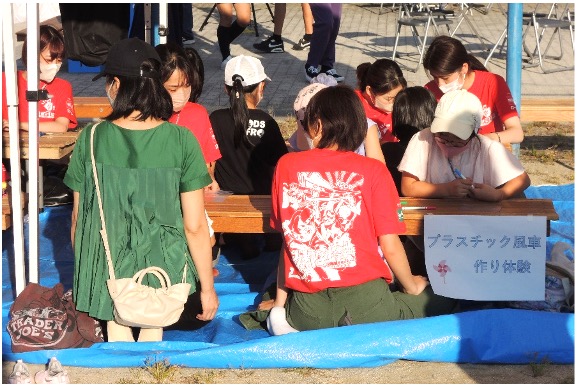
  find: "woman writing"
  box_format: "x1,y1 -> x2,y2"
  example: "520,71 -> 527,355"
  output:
423,35 -> 523,146
64,38 -> 218,342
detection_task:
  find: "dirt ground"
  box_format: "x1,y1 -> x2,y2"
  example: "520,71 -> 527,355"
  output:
2,121 -> 574,384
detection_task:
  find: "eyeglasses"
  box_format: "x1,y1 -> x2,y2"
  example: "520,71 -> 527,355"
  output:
433,134 -> 471,148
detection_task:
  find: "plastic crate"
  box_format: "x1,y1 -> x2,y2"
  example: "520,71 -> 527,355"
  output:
67,59 -> 103,73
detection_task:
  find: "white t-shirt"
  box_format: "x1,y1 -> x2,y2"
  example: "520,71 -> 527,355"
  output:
398,128 -> 525,187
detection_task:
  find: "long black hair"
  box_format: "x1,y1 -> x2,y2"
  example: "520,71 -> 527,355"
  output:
356,58 -> 407,95
423,35 -> 488,75
105,58 -> 173,121
225,75 -> 259,148
155,42 -> 205,103
392,87 -> 437,144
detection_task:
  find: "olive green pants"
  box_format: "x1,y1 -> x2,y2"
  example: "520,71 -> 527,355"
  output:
286,278 -> 457,331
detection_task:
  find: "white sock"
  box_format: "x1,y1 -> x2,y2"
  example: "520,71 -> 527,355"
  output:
266,306 -> 299,336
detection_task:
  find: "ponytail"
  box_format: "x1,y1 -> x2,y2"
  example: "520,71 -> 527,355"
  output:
467,54 -> 488,72
227,75 -> 259,148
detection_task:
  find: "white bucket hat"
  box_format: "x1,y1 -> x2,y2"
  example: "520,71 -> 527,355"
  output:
224,55 -> 271,87
431,90 -> 483,140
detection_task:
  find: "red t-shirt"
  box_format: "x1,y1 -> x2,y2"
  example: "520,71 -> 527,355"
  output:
169,101 -> 221,164
271,148 -> 406,293
2,71 -> 77,129
425,70 -> 518,135
354,89 -> 397,144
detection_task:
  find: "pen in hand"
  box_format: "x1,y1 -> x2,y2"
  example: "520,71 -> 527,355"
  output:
454,168 -> 474,189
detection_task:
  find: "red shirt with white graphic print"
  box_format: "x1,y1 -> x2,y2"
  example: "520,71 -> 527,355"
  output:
354,89 -> 398,144
169,101 -> 221,164
425,70 -> 518,135
2,71 -> 77,129
271,148 -> 405,293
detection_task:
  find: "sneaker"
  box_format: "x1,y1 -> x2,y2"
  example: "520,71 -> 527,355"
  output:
305,65 -> 320,82
221,55 -> 233,70
34,357 -> 70,384
323,68 -> 345,83
292,37 -> 311,51
253,36 -> 284,53
8,360 -> 31,384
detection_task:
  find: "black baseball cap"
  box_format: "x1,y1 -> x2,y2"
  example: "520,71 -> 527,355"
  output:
92,38 -> 161,81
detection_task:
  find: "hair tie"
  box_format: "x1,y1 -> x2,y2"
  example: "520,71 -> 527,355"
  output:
232,74 -> 244,83
235,91 -> 240,99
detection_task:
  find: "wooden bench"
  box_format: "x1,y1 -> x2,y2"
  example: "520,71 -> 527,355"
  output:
204,194 -> 559,236
72,96 -> 574,123
520,98 -> 574,123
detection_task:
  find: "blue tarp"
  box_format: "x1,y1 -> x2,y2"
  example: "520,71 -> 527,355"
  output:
2,184 -> 574,368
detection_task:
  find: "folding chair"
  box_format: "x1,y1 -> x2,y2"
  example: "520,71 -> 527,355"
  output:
449,3 -> 491,52
391,3 -> 453,72
199,3 -> 274,37
523,3 -> 574,73
483,4 -> 549,67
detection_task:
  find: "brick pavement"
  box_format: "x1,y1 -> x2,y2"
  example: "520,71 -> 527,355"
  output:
15,3 -> 574,119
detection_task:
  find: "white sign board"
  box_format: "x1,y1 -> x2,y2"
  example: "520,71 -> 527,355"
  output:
424,215 -> 547,300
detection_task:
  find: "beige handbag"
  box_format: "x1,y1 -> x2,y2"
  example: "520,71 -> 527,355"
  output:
90,123 -> 191,328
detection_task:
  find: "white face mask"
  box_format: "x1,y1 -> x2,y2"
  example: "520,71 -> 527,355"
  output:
39,62 -> 61,83
439,73 -> 465,94
171,87 -> 191,112
304,130 -> 321,149
106,82 -> 115,106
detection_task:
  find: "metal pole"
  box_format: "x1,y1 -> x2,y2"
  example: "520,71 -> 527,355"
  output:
26,3 -> 40,284
507,3 -> 523,158
2,3 -> 26,296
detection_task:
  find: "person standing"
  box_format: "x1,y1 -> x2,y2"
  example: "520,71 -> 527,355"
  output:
216,3 -> 252,69
304,3 -> 344,83
64,38 -> 219,342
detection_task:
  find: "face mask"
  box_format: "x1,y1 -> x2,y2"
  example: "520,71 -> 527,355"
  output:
106,82 -> 115,106
39,62 -> 61,83
439,73 -> 465,94
434,137 -> 470,159
171,87 -> 191,112
372,94 -> 394,114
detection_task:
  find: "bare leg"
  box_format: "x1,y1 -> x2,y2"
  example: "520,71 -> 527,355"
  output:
273,3 -> 287,36
302,3 -> 313,35
138,327 -> 163,342
107,320 -> 135,342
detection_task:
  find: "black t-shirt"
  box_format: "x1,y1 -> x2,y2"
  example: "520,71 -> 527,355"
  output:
381,142 -> 407,196
210,108 -> 288,194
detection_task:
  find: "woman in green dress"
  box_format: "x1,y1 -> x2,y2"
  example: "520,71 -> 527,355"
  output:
64,38 -> 219,342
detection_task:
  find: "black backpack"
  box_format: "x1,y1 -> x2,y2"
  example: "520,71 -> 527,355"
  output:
59,4 -> 131,66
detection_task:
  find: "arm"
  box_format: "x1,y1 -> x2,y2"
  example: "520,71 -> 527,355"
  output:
484,115 -> 524,146
38,117 -> 70,133
379,233 -> 428,295
204,161 -> 220,192
70,191 -> 80,248
401,171 -> 474,198
181,189 -> 219,321
273,243 -> 289,308
364,124 -> 386,164
469,172 -> 531,202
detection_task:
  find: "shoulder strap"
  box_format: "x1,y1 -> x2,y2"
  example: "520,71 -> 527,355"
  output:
89,122 -> 117,281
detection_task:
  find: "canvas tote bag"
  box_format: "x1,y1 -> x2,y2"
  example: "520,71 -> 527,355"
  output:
90,123 -> 191,328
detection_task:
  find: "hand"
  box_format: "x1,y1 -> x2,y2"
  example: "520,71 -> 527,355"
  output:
196,288 -> 219,321
446,178 -> 474,198
257,298 -> 275,311
403,275 -> 429,295
204,179 -> 220,192
468,183 -> 504,202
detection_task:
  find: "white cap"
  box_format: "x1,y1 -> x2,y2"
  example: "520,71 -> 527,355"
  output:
224,55 -> 271,87
430,90 -> 483,140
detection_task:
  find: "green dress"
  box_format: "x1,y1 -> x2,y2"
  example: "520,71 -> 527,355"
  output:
64,121 -> 212,321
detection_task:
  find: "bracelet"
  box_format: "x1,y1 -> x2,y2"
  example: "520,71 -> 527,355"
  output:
496,132 -> 501,143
